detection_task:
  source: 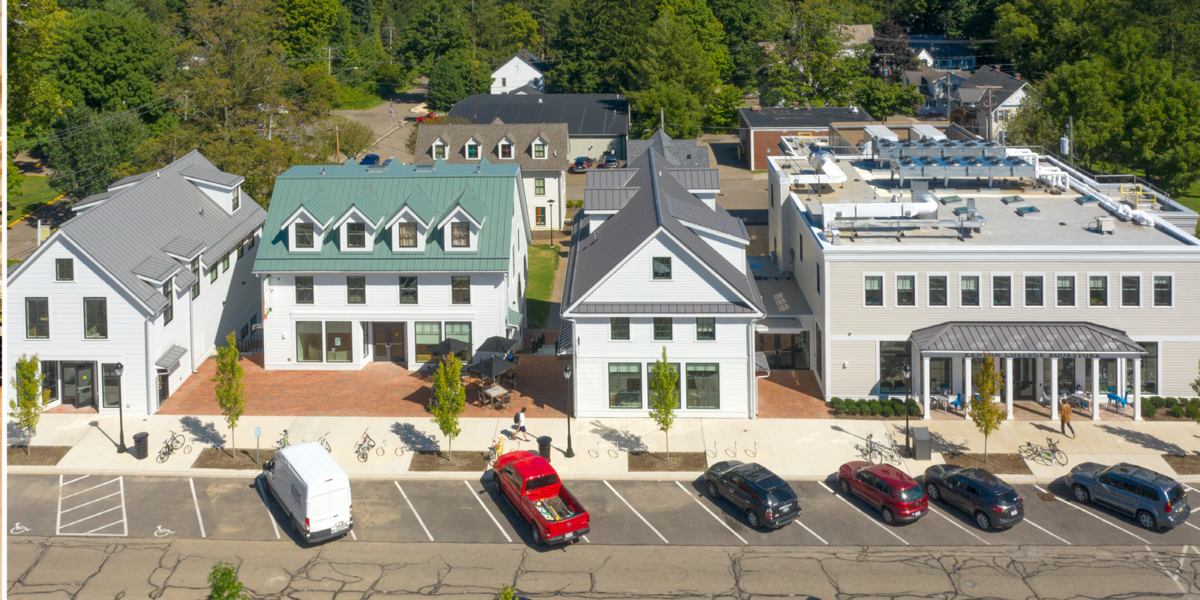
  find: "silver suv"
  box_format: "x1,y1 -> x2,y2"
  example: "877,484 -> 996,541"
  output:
1065,462 -> 1189,530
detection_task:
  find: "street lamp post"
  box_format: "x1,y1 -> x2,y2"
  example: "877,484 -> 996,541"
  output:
547,198 -> 556,250
115,363 -> 127,453
902,363 -> 912,456
562,365 -> 575,458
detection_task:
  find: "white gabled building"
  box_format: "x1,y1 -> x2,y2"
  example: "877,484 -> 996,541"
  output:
251,159 -> 530,371
491,49 -> 548,95
6,151 -> 265,415
559,150 -> 766,419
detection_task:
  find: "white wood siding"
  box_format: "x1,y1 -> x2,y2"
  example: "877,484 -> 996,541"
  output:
583,233 -> 746,305
693,229 -> 747,274
522,170 -> 565,230
490,58 -> 543,94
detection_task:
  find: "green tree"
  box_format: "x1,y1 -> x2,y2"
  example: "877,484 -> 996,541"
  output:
398,0 -> 471,70
207,561 -> 247,600
704,85 -> 744,131
969,354 -> 1006,464
648,347 -> 679,467
708,0 -> 777,86
45,106 -> 148,198
993,0 -> 1106,78
279,0 -> 352,61
853,78 -> 924,120
658,0 -> 731,79
425,56 -> 467,111
758,0 -> 867,108
299,66 -> 342,116
430,354 -> 466,460
53,9 -> 171,113
212,332 -> 246,455
630,82 -> 704,140
8,0 -> 69,139
9,354 -> 50,455
497,584 -> 517,600
551,0 -> 657,93
343,0 -> 374,34
630,9 -> 720,101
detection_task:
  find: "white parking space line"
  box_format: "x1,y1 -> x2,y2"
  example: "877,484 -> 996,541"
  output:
1184,521 -> 1200,533
926,504 -> 989,545
1023,517 -> 1071,545
60,505 -> 123,529
350,529 -> 357,541
61,478 -> 120,500
793,520 -> 828,545
817,481 -> 909,546
464,481 -> 512,543
673,481 -> 747,545
605,481 -> 669,544
394,482 -> 433,541
256,479 -> 280,539
86,520 -> 124,535
60,492 -> 122,514
582,535 -> 591,543
1034,485 -> 1149,544
61,475 -> 90,487
57,476 -> 128,537
189,479 -> 206,538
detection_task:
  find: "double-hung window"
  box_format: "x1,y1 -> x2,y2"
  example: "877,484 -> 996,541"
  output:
433,144 -> 446,159
896,275 -> 915,306
295,223 -> 314,249
347,276 -> 366,304
1057,275 -> 1076,306
56,259 -> 74,281
451,223 -> 470,248
864,275 -> 883,306
653,317 -> 672,340
25,298 -> 49,338
190,257 -> 200,299
535,207 -> 546,225
928,275 -> 947,306
399,277 -> 418,304
222,253 -> 230,272
1154,275 -> 1173,306
84,297 -> 108,339
398,223 -> 418,248
1122,275 -> 1140,306
610,317 -> 630,340
1089,275 -> 1108,306
534,178 -> 545,195
295,276 -> 314,304
452,276 -> 471,304
534,143 -> 546,159
347,223 -> 366,249
1025,275 -> 1043,306
696,317 -> 716,341
499,143 -> 513,159
163,277 -> 174,325
992,275 -> 1011,307
960,275 -> 979,306
466,143 -> 479,159
237,241 -> 245,259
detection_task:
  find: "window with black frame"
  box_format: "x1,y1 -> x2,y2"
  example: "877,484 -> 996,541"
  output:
993,276 -> 1011,306
415,322 -> 441,362
296,322 -> 323,362
56,258 -> 74,281
398,223 -> 418,248
326,321 -> 352,362
878,341 -> 912,395
1130,342 -> 1158,394
399,276 -> 418,303
347,223 -> 366,249
864,275 -> 883,306
1025,275 -> 1043,306
928,357 -> 952,395
102,363 -> 122,408
696,317 -> 716,340
190,257 -> 200,299
1122,275 -> 1140,306
1154,275 -> 1172,306
610,317 -> 629,340
84,297 -> 107,339
960,276 -> 979,306
296,276 -> 314,304
608,363 -> 642,408
928,275 -> 947,306
42,361 -> 59,401
446,322 -> 472,360
163,277 -> 174,324
1057,275 -> 1075,306
653,317 -> 672,340
648,362 -> 681,409
652,257 -> 672,280
686,364 -> 720,409
295,223 -> 315,249
26,297 -> 49,338
451,222 -> 470,248
347,276 -> 366,304
451,276 -> 470,304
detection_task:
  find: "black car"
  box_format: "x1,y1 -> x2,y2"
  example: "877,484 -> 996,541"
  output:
600,155 -> 620,169
923,465 -> 1024,530
360,154 -> 380,166
704,461 -> 799,529
571,157 -> 590,173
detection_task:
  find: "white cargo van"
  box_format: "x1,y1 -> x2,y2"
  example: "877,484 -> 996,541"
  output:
263,441 -> 353,543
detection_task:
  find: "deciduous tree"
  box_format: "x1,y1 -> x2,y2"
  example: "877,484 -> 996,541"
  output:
9,354 -> 50,455
430,354 -> 466,460
207,562 -> 247,600
969,354 -> 1006,464
54,8 -> 171,113
630,82 -> 704,140
854,77 -> 924,120
212,332 -> 246,455
648,347 -> 679,467
46,106 -> 148,198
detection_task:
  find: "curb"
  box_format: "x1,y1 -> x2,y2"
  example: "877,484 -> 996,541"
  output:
8,193 -> 64,227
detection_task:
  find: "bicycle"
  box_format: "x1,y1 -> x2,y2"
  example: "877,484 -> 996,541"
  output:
865,433 -> 901,466
1046,437 -> 1068,466
488,436 -> 505,467
156,430 -> 185,463
315,432 -> 331,453
355,429 -> 375,462
376,438 -> 387,457
276,429 -> 290,450
1018,440 -> 1055,466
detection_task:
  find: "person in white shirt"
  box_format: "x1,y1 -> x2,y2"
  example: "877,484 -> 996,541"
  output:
516,407 -> 529,441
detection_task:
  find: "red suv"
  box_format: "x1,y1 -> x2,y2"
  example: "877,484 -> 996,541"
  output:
837,461 -> 928,525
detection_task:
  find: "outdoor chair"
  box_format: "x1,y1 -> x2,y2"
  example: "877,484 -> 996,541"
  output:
1107,391 -> 1129,412
477,389 -> 489,407
950,393 -> 964,413
494,392 -> 511,410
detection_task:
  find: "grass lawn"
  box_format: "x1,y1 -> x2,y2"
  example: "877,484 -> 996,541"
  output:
8,175 -> 59,224
526,245 -> 560,329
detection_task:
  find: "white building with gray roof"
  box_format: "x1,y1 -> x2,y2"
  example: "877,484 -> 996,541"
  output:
7,151 -> 266,415
559,149 -> 766,418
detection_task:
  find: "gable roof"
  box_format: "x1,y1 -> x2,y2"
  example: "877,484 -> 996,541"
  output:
583,166 -> 722,212
956,66 -> 1026,109
506,85 -> 543,95
841,24 -> 875,46
562,150 -> 761,314
739,106 -> 873,129
180,165 -> 244,188
447,94 -> 629,137
9,151 -> 266,313
253,160 -> 527,274
627,129 -> 710,168
414,123 -> 571,170
511,49 -> 549,74
908,35 -> 976,61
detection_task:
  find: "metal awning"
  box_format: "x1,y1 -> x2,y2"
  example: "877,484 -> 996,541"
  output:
156,345 -> 188,369
755,318 -> 808,334
910,322 -> 1147,359
556,319 -> 574,356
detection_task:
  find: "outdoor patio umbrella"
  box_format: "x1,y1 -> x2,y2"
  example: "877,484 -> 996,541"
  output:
469,356 -> 517,380
429,338 -> 471,357
477,335 -> 519,354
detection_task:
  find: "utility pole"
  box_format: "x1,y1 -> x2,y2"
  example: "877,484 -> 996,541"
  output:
1068,115 -> 1076,168
326,46 -> 333,75
659,106 -> 665,131
335,125 -> 341,163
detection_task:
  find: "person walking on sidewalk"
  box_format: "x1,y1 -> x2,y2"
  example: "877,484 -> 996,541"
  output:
516,407 -> 529,441
1060,400 -> 1075,438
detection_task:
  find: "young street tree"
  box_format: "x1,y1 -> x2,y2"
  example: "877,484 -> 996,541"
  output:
212,332 -> 246,455
9,354 -> 51,455
208,561 -> 248,600
648,347 -> 679,468
430,354 -> 466,460
969,353 -> 1006,464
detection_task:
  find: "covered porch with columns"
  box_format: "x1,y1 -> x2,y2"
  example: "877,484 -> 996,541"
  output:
908,322 -> 1149,422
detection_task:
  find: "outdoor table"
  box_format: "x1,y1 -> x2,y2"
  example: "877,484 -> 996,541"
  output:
1067,394 -> 1091,409
484,385 -> 510,400
931,394 -> 952,412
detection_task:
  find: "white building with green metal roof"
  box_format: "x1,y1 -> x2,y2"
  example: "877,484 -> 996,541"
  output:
252,159 -> 531,370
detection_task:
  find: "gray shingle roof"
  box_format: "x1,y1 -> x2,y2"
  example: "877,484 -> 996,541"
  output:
18,151 -> 267,313
739,106 -> 873,129
627,129 -> 710,168
181,165 -> 245,188
512,49 -> 549,74
448,94 -> 629,137
413,123 -> 571,171
909,322 -> 1147,357
956,66 -> 1026,108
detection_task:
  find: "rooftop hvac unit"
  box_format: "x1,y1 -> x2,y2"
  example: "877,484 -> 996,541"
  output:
1094,215 -> 1116,234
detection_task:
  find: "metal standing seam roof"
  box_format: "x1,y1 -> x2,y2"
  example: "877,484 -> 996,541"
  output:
583,188 -> 638,211
447,94 -> 629,137
738,107 -> 873,129
252,160 -> 523,274
572,303 -> 757,314
14,151 -> 267,313
909,322 -> 1147,357
161,236 -> 206,259
413,122 -> 572,171
156,345 -> 188,369
180,165 -> 245,188
583,168 -> 721,212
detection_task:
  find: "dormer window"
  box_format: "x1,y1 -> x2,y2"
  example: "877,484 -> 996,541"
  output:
466,141 -> 479,159
296,223 -> 315,248
347,223 -> 366,248
499,140 -> 513,159
533,142 -> 546,159
433,142 -> 447,160
398,222 -> 418,248
232,190 -> 240,211
451,222 -> 470,247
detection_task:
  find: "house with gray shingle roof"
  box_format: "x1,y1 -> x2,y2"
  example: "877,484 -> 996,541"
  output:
627,129 -> 711,168
558,149 -> 766,419
252,159 -> 531,371
6,151 -> 266,415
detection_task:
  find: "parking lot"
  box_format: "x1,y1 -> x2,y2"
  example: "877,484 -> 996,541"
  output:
11,473 -> 1200,549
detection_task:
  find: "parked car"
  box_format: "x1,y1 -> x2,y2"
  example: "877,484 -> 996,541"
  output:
1065,462 -> 1190,530
704,460 -> 800,529
494,451 -> 590,544
262,442 -> 352,543
837,461 -> 927,525
600,155 -> 620,169
923,465 -> 1024,530
360,154 -> 380,166
571,157 -> 590,173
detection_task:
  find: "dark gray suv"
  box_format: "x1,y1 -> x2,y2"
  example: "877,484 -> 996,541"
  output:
1065,462 -> 1189,530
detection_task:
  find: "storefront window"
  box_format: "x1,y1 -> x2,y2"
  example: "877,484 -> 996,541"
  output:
102,363 -> 122,408
1129,343 -> 1158,394
928,357 -> 952,395
325,321 -> 352,362
1043,358 -> 1076,392
446,322 -> 472,360
879,341 -> 911,395
42,361 -> 59,401
609,363 -> 642,408
686,364 -> 720,409
648,362 -> 681,409
415,322 -> 441,362
297,322 -> 323,362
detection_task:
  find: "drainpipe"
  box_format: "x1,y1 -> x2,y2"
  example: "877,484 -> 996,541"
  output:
751,320 -> 769,419
188,272 -> 197,373
145,315 -> 155,414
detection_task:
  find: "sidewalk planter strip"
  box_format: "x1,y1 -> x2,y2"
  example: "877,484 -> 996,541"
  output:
939,453 -> 1033,475
191,448 -> 276,470
6,446 -> 71,466
1162,454 -> 1200,475
628,452 -> 708,472
409,450 -> 489,472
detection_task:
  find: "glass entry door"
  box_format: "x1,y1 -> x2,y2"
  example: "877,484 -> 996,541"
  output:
61,362 -> 95,407
756,332 -> 810,370
373,323 -> 406,362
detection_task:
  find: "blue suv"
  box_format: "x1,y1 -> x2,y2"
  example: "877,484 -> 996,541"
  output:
1065,462 -> 1189,530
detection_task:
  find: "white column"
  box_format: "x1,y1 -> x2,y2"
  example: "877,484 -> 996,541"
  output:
1133,358 -> 1143,421
963,357 -> 972,420
922,355 -> 932,420
1005,358 -> 1014,420
1050,359 -> 1059,422
1036,357 -> 1044,403
1117,359 -> 1125,399
1091,357 -> 1101,420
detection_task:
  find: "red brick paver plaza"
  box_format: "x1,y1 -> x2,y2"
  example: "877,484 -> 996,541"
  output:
756,370 -> 832,418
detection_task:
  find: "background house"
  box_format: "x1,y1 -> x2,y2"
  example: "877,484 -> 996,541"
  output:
491,49 -> 548,95
448,94 -> 630,161
739,106 -> 874,170
952,67 -> 1028,142
902,66 -> 969,116
626,129 -> 710,168
908,35 -> 976,71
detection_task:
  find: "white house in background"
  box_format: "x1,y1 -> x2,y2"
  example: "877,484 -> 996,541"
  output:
251,159 -> 530,371
902,66 -> 969,116
6,151 -> 265,415
414,122 -> 570,230
491,49 -> 548,95
952,67 -> 1028,142
558,149 -> 766,419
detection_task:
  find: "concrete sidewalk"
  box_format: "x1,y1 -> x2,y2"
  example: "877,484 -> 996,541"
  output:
11,413 -> 1200,484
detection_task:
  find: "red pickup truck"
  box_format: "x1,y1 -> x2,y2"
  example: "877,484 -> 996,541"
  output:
494,451 -> 590,545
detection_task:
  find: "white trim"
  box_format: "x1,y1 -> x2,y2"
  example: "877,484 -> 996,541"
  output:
1086,273 -> 1110,309
289,220 -> 322,254
926,272 -> 949,308
464,138 -> 481,161
694,317 -> 718,342
990,272 -> 1014,308
497,138 -> 515,160
862,272 -> 885,308
1021,272 -> 1045,308
1151,272 -> 1175,308
384,205 -> 430,230
281,205 -> 320,230
894,272 -> 917,308
437,205 -> 484,230
1054,272 -> 1077,308
677,220 -> 750,244
1118,273 -> 1142,308
431,138 -> 448,160
531,138 -> 548,160
9,230 -> 159,315
957,272 -> 982,308
332,205 -> 376,231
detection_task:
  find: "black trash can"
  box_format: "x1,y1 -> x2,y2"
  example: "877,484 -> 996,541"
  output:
537,436 -> 553,462
132,432 -> 150,460
912,427 -> 931,461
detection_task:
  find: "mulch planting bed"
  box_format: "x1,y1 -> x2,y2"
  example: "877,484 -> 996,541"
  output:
1162,454 -> 1200,475
409,450 -> 490,472
192,447 -> 275,470
939,452 -> 1033,475
628,451 -> 708,472
7,445 -> 71,466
